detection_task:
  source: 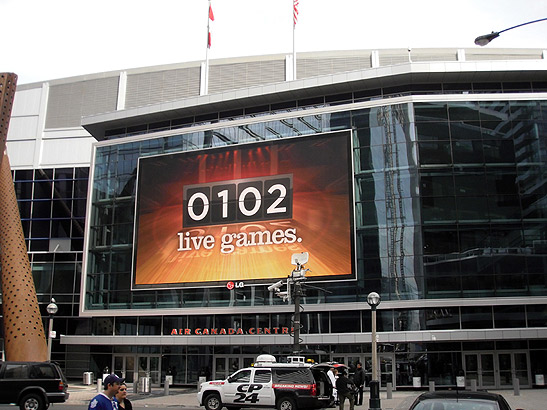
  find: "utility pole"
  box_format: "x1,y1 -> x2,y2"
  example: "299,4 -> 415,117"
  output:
268,252 -> 310,355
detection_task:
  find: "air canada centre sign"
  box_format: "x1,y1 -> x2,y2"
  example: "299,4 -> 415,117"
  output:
133,131 -> 355,289
170,327 -> 293,335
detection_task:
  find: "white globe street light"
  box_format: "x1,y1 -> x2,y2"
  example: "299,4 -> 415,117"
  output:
46,298 -> 58,361
367,292 -> 381,410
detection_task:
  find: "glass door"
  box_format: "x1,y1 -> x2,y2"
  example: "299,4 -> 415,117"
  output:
213,355 -> 256,380
497,351 -> 529,388
464,353 -> 495,388
113,355 -> 136,383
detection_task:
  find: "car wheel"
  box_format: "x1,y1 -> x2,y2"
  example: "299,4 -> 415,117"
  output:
277,397 -> 297,410
19,393 -> 46,410
204,393 -> 223,410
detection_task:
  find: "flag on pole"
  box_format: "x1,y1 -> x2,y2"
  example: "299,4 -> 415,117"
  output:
207,3 -> 214,48
293,0 -> 299,25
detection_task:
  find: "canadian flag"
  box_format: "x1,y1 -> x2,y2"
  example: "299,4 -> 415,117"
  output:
207,3 -> 214,48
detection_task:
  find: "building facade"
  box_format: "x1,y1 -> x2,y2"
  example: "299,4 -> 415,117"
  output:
4,48 -> 547,390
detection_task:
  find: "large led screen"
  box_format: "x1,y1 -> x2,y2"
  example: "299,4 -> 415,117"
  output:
133,130 -> 355,288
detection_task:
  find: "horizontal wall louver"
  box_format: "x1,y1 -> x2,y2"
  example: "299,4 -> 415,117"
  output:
208,60 -> 285,94
45,77 -> 118,129
126,67 -> 201,109
467,49 -> 543,61
298,56 -> 372,79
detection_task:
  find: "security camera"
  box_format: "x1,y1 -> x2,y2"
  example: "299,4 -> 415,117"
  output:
291,252 -> 309,266
268,280 -> 284,292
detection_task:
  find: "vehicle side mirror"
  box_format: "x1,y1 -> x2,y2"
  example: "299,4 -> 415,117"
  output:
227,376 -> 234,383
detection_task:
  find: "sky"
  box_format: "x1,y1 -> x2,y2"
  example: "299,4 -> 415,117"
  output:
2,0 -> 547,84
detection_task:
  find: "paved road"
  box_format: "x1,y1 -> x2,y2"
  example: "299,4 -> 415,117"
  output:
2,384 -> 544,410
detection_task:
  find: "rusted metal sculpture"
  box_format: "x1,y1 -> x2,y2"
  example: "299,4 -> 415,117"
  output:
0,73 -> 48,361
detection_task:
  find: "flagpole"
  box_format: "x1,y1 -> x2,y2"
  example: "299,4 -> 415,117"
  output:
205,0 -> 211,94
292,0 -> 297,80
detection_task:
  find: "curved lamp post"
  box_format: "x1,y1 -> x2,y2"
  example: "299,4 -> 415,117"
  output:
46,298 -> 58,361
475,17 -> 547,46
367,292 -> 381,410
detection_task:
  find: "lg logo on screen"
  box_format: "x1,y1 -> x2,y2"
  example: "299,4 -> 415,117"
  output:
227,281 -> 244,290
182,174 -> 293,227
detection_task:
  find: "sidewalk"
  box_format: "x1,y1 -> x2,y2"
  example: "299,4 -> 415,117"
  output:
63,383 -> 547,410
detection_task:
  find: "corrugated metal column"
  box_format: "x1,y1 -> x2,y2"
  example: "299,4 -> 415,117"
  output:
0,73 -> 48,361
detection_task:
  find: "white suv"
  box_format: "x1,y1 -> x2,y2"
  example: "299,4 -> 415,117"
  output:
197,356 -> 333,410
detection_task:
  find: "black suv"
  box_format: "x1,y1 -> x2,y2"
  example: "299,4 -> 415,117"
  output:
0,361 -> 69,410
198,357 -> 333,410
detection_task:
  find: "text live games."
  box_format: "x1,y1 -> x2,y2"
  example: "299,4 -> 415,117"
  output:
133,130 -> 356,289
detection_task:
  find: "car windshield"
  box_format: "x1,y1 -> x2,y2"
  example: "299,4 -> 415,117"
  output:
413,399 -> 500,410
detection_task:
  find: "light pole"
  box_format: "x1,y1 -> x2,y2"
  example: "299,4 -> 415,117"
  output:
474,17 -> 547,46
367,292 -> 381,410
46,298 -> 58,361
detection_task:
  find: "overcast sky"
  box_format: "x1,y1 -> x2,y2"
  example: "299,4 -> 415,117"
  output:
3,0 -> 547,84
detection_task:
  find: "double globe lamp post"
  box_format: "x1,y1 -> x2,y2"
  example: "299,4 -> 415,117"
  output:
367,292 -> 381,410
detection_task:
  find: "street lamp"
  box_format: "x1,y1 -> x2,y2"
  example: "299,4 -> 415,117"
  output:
46,298 -> 58,361
367,292 -> 381,410
474,17 -> 547,46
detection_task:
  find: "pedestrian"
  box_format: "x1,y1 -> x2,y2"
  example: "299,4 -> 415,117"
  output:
115,382 -> 133,410
327,367 -> 339,406
335,369 -> 356,410
88,374 -> 124,410
352,362 -> 365,406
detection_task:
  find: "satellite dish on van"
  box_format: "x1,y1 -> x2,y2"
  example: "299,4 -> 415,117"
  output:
255,354 -> 277,364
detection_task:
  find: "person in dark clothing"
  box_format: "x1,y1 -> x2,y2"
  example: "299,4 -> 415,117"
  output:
352,362 -> 366,406
335,369 -> 356,410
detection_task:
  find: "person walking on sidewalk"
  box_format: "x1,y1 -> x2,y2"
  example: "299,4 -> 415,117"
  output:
336,369 -> 356,410
115,382 -> 133,410
352,362 -> 366,406
88,374 -> 124,410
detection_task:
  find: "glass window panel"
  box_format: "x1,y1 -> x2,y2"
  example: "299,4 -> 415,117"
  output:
461,275 -> 495,298
32,201 -> 52,219
448,102 -> 480,122
330,311 -> 360,333
425,275 -> 461,298
450,122 -> 482,140
423,228 -> 458,254
456,197 -> 488,221
458,225 -> 490,253
15,182 -> 33,200
301,312 -> 329,334
115,317 -> 137,335
485,171 -> 518,195
52,263 -> 76,294
425,308 -> 460,330
362,309 -> 393,332
163,317 -> 187,335
394,309 -> 424,331
33,181 -> 52,199
93,317 -> 114,335
416,122 -> 450,141
421,197 -> 457,222
418,142 -> 452,164
527,305 -> 547,327
483,140 -> 516,163
454,172 -> 486,195
138,317 -> 162,335
32,263 -> 53,293
461,306 -> 493,329
414,103 -> 449,122
493,306 -> 525,328
488,195 -> 521,220
420,174 -> 454,197
452,140 -> 484,163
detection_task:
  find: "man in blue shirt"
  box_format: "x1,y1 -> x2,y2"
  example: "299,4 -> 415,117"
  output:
88,374 -> 125,410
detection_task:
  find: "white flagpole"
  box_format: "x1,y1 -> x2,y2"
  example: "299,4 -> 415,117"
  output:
204,0 -> 212,94
292,0 -> 297,80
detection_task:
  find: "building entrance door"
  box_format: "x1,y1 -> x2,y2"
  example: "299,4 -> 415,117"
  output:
113,354 -> 162,386
213,355 -> 256,380
464,352 -> 529,389
332,354 -> 395,389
